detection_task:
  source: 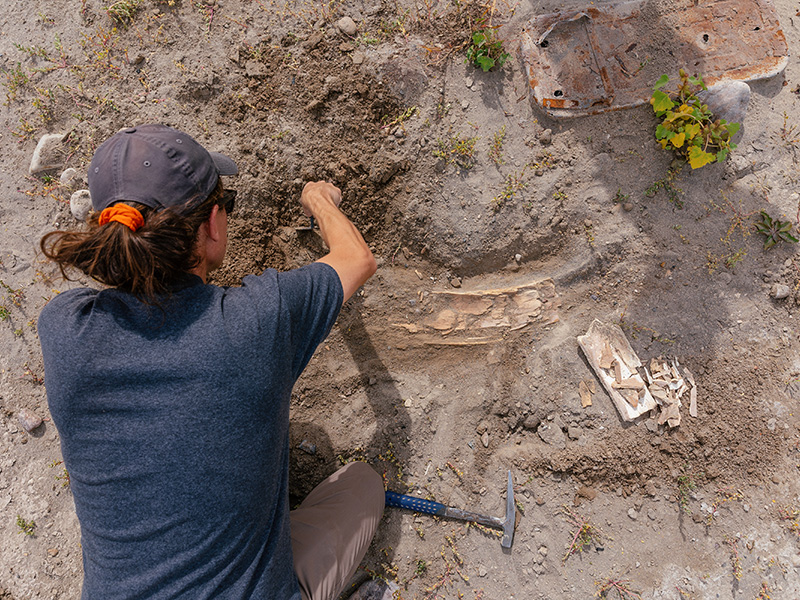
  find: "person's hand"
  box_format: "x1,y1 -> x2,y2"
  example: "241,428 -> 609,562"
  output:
300,181 -> 342,217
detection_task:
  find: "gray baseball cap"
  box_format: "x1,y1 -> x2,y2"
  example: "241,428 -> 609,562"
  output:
88,124 -> 238,212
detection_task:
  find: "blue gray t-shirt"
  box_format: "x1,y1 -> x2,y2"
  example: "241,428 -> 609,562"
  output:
38,263 -> 343,599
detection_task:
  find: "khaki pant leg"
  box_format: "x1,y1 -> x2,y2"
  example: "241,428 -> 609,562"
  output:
290,462 -> 384,600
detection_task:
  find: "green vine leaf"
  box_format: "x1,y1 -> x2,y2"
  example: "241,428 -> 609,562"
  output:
688,146 -> 716,169
651,90 -> 674,113
653,74 -> 670,90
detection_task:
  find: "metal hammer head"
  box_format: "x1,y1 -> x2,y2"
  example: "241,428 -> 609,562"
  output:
501,470 -> 516,549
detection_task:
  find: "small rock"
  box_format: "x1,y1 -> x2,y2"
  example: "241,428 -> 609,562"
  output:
297,439 -> 317,455
537,421 -> 566,449
244,60 -> 267,78
30,133 -> 67,174
567,426 -> 581,440
514,253 -> 522,263
450,277 -> 462,288
481,431 -> 489,448
771,474 -> 781,485
351,51 -> 365,66
792,554 -> 800,568
336,16 -> 357,36
771,284 -> 791,299
70,190 -> 93,222
576,486 -> 596,501
627,508 -> 638,520
647,508 -> 657,520
623,202 -> 634,212
461,99 -> 469,110
478,565 -> 487,577
47,548 -> 59,557
60,168 -> 79,186
645,420 -> 658,433
743,503 -> 750,513
767,418 -> 777,431
465,77 -> 474,88
538,546 -> 548,556
18,408 -> 43,433
696,81 -> 751,132
535,497 -> 545,506
539,129 -> 552,145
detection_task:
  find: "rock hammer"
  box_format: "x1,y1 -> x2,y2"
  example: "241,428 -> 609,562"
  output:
385,470 -> 516,548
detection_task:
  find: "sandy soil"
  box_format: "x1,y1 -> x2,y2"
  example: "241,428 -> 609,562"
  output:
1,0 -> 800,598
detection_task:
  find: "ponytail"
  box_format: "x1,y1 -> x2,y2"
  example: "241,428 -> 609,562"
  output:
41,182 -> 225,301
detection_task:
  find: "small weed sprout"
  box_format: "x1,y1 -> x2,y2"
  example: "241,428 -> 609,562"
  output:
488,125 -> 506,166
754,582 -> 772,600
22,362 -> 44,385
651,70 -> 739,169
466,29 -> 509,72
2,62 -> 30,104
595,576 -> 642,599
49,460 -> 71,487
433,133 -> 479,169
725,535 -> 743,581
705,487 -> 744,524
755,211 -> 799,249
645,169 -> 683,207
777,505 -> 800,538
492,169 -> 527,209
16,515 -> 36,536
675,468 -> 701,514
561,506 -> 604,563
381,106 -> 419,133
106,0 -> 141,24
613,189 -> 630,204
778,111 -> 800,160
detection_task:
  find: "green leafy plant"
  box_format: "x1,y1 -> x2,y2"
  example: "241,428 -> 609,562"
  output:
755,211 -> 799,249
650,70 -> 739,169
466,29 -> 509,72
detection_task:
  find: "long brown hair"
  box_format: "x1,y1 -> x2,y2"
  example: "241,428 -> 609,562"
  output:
41,182 -> 225,301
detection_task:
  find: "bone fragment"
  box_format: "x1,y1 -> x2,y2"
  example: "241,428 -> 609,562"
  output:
599,341 -> 614,369
611,378 -> 645,390
579,380 -> 593,407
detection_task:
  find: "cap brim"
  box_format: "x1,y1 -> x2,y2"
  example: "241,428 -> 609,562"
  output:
210,152 -> 238,176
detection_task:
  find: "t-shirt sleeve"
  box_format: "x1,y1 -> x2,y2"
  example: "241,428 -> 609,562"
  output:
240,262 -> 343,380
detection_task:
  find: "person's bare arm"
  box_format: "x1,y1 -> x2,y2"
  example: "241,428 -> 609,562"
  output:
300,181 -> 377,302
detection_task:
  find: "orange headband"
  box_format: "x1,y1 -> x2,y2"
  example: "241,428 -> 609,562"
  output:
98,205 -> 145,232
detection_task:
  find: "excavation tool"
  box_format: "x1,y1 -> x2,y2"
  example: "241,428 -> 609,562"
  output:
385,470 -> 516,548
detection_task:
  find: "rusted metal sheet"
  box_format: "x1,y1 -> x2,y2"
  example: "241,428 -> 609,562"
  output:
520,0 -> 789,118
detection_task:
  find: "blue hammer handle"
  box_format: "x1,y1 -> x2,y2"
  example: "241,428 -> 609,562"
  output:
385,491 -> 446,516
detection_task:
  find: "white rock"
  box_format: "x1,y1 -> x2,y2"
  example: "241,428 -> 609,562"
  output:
59,168 -> 79,186
771,284 -> 791,299
70,190 -> 93,222
30,133 -> 67,174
